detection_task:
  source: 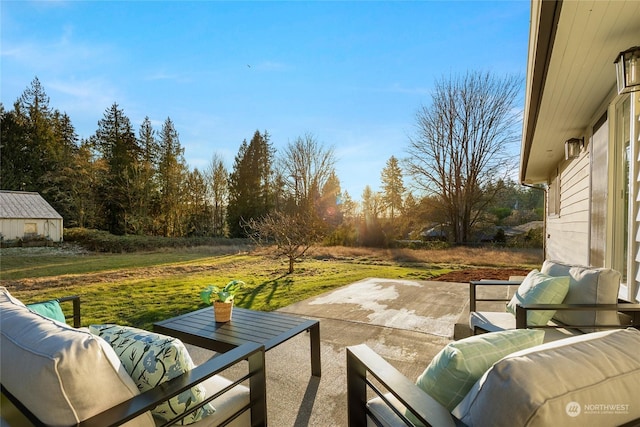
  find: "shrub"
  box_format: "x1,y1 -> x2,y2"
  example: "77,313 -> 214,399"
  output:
64,228 -> 250,253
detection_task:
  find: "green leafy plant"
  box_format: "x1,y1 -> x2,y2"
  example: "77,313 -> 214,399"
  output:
200,280 -> 244,304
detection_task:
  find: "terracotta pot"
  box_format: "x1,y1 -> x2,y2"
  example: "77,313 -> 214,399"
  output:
213,301 -> 233,322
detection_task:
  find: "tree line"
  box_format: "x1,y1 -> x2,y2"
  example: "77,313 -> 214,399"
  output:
1,75 -> 543,247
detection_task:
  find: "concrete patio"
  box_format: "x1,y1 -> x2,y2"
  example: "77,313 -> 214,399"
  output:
187,277 -> 476,426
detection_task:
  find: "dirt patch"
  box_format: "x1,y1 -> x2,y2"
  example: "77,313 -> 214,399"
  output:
432,268 -> 530,282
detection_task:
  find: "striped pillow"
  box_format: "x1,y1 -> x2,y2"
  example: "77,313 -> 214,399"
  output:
413,329 -> 545,413
506,269 -> 570,326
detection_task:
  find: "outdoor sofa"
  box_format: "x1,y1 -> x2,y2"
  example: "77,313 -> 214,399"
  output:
469,260 -> 640,341
347,327 -> 640,426
0,287 -> 267,427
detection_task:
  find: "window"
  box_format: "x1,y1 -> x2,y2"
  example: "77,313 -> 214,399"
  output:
24,223 -> 37,236
547,172 -> 560,216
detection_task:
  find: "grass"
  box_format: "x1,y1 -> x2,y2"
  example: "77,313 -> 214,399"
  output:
1,244 -> 542,330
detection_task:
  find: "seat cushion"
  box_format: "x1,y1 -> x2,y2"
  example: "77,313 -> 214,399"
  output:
413,329 -> 545,412
453,328 -> 640,427
0,287 -> 154,427
470,311 -> 584,343
506,269 -> 570,326
541,260 -> 621,331
469,311 -> 516,332
90,324 -> 215,425
187,375 -> 251,427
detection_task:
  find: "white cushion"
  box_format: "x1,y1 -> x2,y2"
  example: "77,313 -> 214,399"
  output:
470,311 -> 582,342
470,311 -> 516,332
0,287 -> 154,426
541,260 -> 621,331
366,393 -> 407,427
453,328 -> 640,427
188,375 -> 251,427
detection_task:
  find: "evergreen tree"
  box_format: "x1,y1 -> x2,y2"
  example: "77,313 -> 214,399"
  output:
93,103 -> 140,234
380,156 -> 405,220
184,168 -> 212,236
206,154 -> 228,237
137,117 -> 160,234
40,111 -> 80,223
157,117 -> 187,237
7,77 -> 58,191
0,105 -> 29,190
226,130 -> 275,237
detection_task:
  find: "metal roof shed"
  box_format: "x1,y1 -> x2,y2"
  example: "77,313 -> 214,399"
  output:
0,191 -> 63,242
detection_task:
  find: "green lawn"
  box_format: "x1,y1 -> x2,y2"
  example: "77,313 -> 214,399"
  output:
1,248 -> 454,330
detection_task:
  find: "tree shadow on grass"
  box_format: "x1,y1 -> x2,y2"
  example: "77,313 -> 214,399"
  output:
235,275 -> 294,310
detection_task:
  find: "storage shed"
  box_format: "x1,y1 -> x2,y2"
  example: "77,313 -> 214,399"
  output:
0,191 -> 63,242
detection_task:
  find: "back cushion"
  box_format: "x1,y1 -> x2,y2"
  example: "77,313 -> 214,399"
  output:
453,328 -> 640,427
0,287 -> 154,427
541,260 -> 620,331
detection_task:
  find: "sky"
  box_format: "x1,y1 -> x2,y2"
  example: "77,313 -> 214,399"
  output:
1,1 -> 530,199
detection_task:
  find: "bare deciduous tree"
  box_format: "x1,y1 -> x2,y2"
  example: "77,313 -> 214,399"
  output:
243,211 -> 322,274
280,133 -> 336,210
405,71 -> 521,244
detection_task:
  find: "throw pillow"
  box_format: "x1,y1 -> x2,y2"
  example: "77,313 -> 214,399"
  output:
27,300 -> 66,323
413,329 -> 545,414
453,328 -> 640,427
506,269 -> 570,326
541,260 -> 621,332
1,288 -> 154,427
90,324 -> 215,425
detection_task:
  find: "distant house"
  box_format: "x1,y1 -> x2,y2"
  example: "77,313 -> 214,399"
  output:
0,191 -> 63,242
520,1 -> 640,302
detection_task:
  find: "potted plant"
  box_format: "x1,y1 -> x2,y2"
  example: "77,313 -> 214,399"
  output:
200,280 -> 244,322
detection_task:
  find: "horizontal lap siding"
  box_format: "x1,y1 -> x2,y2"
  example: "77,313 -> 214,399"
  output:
547,154 -> 590,265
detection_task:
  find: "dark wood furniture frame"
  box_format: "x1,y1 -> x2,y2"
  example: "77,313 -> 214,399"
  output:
154,306 -> 321,377
470,280 -> 640,333
1,296 -> 268,427
346,344 -> 456,427
346,342 -> 640,427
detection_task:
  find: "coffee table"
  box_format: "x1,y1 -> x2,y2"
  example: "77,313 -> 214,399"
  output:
154,306 -> 321,377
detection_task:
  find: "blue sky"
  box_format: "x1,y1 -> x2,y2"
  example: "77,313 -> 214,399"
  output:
1,1 -> 530,199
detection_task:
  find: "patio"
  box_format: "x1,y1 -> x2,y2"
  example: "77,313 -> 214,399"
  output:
186,278 -> 470,426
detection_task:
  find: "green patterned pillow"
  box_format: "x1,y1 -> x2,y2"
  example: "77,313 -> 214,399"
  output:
413,329 -> 545,416
89,324 -> 215,425
506,269 -> 570,326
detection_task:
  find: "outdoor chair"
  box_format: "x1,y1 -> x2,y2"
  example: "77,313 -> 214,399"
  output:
0,287 -> 267,427
347,328 -> 640,426
468,260 -> 640,341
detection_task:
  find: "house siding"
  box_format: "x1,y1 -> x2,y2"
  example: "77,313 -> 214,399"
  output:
0,218 -> 62,242
546,153 -> 591,265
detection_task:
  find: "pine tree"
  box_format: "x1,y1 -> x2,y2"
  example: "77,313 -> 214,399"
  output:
157,117 -> 187,237
94,103 -> 140,234
206,154 -> 228,237
40,111 -> 80,223
380,156 -> 405,220
227,130 -> 275,237
0,105 -> 29,190
9,77 -> 57,191
137,117 -> 160,234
